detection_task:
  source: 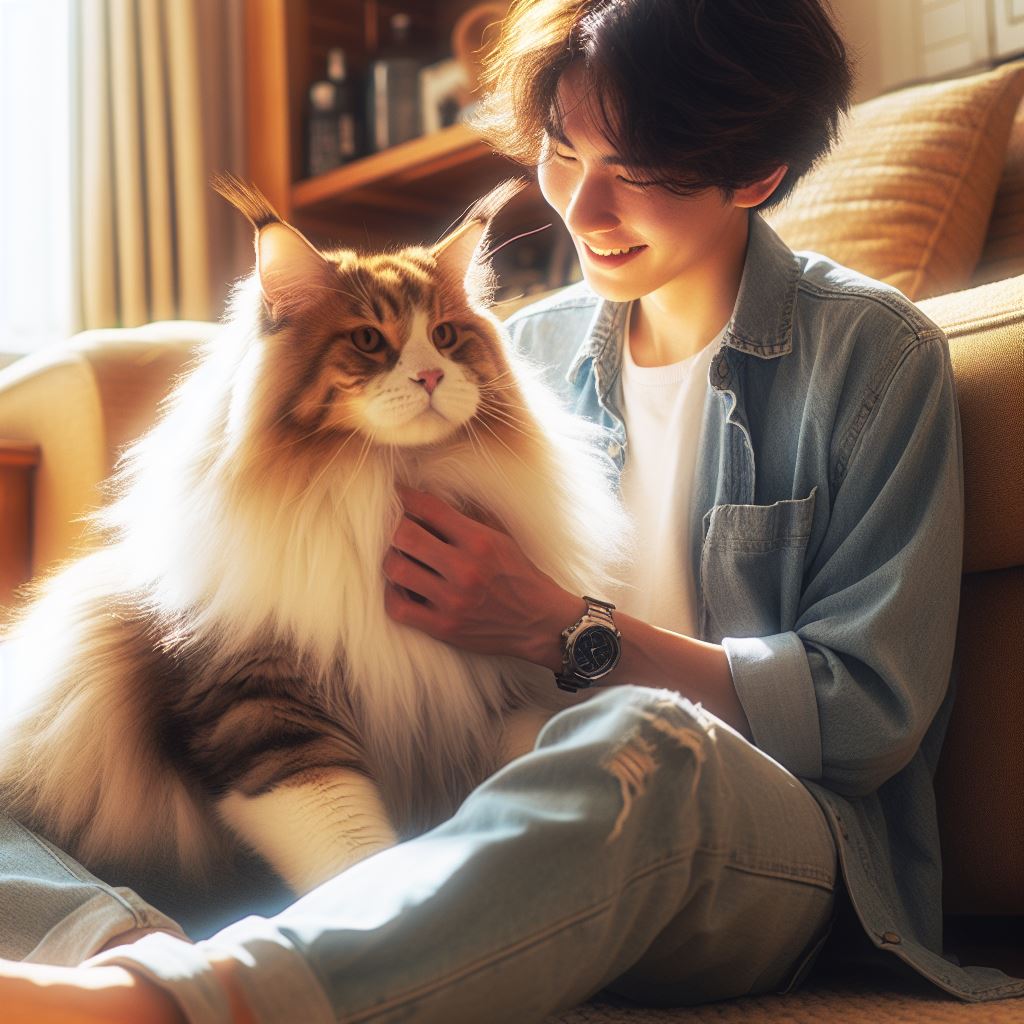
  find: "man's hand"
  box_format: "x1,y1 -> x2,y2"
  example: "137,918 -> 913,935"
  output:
383,485 -> 582,669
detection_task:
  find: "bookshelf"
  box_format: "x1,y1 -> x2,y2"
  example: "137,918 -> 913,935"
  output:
242,0 -> 575,297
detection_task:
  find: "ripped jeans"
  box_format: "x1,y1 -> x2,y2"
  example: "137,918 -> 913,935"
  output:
3,685 -> 838,1023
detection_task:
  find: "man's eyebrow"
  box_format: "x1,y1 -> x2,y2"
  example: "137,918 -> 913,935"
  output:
548,126 -> 629,167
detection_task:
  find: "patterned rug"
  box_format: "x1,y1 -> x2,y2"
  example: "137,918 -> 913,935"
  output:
549,984 -> 1024,1023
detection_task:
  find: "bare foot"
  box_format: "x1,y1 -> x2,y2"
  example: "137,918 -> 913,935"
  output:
0,956 -> 186,1023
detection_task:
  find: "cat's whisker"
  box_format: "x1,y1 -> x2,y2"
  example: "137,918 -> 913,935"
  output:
478,377 -> 524,393
475,402 -> 536,440
477,395 -> 531,422
329,429 -> 378,509
464,422 -> 515,493
478,368 -> 519,386
288,428 -> 364,507
258,400 -> 367,458
260,420 -> 351,457
471,416 -> 540,480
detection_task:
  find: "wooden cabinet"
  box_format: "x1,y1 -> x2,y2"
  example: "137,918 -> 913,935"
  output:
0,440 -> 39,616
243,0 -> 574,297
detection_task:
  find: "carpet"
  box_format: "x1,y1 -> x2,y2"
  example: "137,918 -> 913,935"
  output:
550,983 -> 1024,1023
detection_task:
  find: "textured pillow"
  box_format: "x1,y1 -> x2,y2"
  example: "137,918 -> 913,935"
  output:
767,62 -> 1024,300
971,100 -> 1024,286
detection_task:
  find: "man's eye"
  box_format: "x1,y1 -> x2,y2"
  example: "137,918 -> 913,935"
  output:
555,148 -> 576,161
617,175 -> 657,190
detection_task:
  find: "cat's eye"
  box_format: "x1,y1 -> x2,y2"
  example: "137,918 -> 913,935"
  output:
432,322 -> 457,349
351,326 -> 385,353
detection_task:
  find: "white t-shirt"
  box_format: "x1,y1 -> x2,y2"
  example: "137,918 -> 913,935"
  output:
612,315 -> 723,637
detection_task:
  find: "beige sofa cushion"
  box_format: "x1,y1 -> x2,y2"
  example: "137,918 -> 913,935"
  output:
767,61 -> 1024,300
918,273 -> 1024,575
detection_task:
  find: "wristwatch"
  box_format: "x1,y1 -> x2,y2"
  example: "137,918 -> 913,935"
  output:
555,596 -> 622,692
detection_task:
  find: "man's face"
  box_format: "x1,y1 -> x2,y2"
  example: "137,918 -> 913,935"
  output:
537,65 -> 748,304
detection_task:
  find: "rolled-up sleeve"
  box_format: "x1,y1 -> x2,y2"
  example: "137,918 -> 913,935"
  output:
724,632 -> 821,778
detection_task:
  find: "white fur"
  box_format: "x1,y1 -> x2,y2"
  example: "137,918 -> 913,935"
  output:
218,769 -> 398,894
0,274 -> 635,879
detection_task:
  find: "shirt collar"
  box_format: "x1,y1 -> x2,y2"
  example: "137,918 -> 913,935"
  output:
567,213 -> 801,385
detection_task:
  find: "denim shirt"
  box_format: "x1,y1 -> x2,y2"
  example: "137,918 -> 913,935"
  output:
503,213 -> 1024,1002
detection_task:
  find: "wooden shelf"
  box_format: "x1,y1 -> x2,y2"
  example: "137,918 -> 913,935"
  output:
289,124 -> 538,246
243,0 -> 569,276
293,124 -> 487,208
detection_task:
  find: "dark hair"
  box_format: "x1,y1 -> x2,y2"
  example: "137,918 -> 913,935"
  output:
474,0 -> 855,210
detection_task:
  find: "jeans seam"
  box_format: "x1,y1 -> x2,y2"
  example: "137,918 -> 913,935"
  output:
8,817 -> 144,928
339,847 -> 701,1023
723,855 -> 835,891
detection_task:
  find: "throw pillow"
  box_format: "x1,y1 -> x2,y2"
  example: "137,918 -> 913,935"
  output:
971,100 -> 1024,286
767,61 -> 1024,300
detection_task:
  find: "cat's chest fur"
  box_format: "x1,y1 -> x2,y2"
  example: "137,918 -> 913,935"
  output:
161,442 -> 563,834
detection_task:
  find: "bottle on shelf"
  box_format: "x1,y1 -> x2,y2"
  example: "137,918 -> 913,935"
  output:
367,12 -> 423,152
305,47 -> 362,178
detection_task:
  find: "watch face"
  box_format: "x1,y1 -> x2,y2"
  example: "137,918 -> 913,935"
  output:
571,624 -> 621,678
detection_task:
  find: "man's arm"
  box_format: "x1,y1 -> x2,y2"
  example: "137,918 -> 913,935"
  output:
383,486 -> 752,739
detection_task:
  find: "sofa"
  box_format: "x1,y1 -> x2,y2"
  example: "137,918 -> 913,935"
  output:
0,63 -> 1022,1021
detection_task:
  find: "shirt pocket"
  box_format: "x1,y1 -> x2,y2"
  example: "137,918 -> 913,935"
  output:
699,488 -> 817,643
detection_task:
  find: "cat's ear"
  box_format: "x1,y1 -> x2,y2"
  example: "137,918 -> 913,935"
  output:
432,179 -> 528,304
211,172 -> 335,321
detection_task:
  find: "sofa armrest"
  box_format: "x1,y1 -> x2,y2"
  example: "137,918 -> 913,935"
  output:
918,273 -> 1024,575
0,321 -> 214,579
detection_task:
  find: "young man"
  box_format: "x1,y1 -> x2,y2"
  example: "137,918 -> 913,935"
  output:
1,1 -> 1021,1020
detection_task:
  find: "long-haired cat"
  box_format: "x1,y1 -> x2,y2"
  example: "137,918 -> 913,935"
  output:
0,176 -> 631,917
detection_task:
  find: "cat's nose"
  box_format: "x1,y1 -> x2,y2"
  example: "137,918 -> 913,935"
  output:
413,368 -> 444,395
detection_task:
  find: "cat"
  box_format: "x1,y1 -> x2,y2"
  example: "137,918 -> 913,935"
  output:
0,175 -> 632,905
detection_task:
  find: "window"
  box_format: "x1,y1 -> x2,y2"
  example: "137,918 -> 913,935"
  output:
0,0 -> 73,355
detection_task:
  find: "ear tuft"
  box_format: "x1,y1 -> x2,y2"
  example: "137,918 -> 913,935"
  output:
210,172 -> 282,231
432,178 -> 529,304
211,172 -> 333,322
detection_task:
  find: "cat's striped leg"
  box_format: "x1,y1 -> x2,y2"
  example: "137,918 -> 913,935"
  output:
218,768 -> 398,895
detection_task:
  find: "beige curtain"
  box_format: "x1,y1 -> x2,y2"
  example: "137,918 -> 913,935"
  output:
72,0 -> 250,331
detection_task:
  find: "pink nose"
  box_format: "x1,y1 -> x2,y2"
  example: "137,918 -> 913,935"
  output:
413,368 -> 444,395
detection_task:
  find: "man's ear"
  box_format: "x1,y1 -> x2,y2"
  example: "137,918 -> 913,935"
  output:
431,178 -> 528,304
733,165 -> 789,209
211,172 -> 336,321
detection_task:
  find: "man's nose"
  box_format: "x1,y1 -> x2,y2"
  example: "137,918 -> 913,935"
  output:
565,175 -> 619,238
413,368 -> 444,395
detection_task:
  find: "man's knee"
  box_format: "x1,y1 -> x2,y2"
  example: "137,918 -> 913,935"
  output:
537,685 -> 714,844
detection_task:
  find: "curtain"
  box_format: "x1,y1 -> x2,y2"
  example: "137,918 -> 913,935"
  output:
0,0 -> 74,356
73,0 -> 250,331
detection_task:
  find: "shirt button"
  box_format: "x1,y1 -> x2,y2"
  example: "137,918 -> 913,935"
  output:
607,441 -> 622,458
881,931 -> 902,945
